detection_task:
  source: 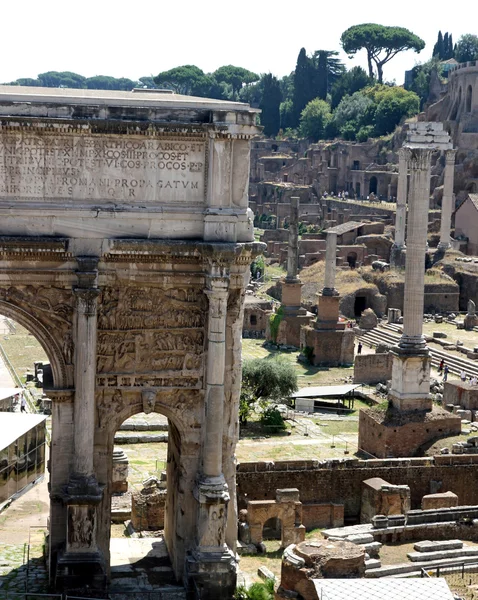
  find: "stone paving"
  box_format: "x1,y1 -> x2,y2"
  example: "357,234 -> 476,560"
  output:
0,544 -> 49,594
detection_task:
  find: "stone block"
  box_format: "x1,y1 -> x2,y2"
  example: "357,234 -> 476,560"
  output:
276,488 -> 300,503
257,566 -> 275,581
422,491 -> 459,510
413,540 -> 463,552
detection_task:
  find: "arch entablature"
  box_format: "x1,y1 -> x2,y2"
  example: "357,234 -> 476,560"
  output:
0,299 -> 71,388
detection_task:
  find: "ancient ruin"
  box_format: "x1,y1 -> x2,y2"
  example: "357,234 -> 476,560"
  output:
0,85 -> 263,599
301,230 -> 354,366
359,123 -> 461,457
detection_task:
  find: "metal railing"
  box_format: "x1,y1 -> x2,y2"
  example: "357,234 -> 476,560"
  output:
421,560 -> 478,600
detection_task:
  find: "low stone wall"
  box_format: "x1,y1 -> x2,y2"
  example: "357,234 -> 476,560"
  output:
358,407 -> 461,458
301,503 -> 344,530
236,455 -> 478,521
353,353 -> 392,384
444,380 -> 478,410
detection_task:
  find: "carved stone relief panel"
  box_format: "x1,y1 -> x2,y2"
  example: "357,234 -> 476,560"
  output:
96,285 -> 206,389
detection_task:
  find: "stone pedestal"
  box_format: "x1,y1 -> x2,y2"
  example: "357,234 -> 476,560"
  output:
301,326 -> 354,367
111,448 -> 129,494
389,351 -> 432,412
56,475 -> 105,592
281,280 -> 303,313
316,294 -> 341,329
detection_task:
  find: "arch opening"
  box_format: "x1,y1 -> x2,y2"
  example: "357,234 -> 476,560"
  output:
466,85 -> 473,113
369,176 -> 378,195
107,405 -> 186,594
347,252 -> 358,269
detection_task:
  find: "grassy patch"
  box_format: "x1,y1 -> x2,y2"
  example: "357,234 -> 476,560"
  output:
0,322 -> 48,382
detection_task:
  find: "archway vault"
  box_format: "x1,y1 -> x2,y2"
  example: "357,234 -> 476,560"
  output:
0,299 -> 71,389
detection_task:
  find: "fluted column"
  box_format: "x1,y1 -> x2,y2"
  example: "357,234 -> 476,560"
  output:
398,148 -> 432,352
72,257 -> 99,477
73,287 -> 99,476
322,231 -> 338,296
286,197 -> 299,282
438,149 -> 457,250
394,148 -> 408,249
202,273 -> 229,481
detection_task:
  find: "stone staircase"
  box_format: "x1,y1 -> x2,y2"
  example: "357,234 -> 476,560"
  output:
357,324 -> 478,378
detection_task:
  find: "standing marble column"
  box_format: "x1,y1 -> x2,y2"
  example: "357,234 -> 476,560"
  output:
286,197 -> 299,282
202,273 -> 229,482
394,148 -> 408,250
438,149 -> 457,250
58,258 -> 105,589
192,267 -> 237,599
322,231 -> 338,296
73,287 -> 99,476
398,148 -> 432,351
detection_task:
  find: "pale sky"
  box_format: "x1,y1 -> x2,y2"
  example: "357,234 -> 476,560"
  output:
1,0 -> 475,87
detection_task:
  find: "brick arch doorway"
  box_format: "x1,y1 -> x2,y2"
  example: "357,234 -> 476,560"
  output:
102,391 -> 201,590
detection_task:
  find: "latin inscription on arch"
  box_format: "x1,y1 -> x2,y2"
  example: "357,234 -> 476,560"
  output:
0,132 -> 206,203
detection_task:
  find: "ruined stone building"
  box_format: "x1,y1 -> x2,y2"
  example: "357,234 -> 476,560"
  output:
0,86 -> 263,599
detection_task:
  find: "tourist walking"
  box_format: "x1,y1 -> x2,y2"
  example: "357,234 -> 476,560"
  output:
357,342 -> 362,355
443,365 -> 449,382
461,369 -> 466,381
438,359 -> 444,374
20,393 -> 27,413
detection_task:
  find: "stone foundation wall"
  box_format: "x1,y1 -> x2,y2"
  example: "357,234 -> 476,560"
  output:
358,408 -> 461,458
301,503 -> 344,530
236,455 -> 478,521
353,353 -> 393,384
444,380 -> 478,410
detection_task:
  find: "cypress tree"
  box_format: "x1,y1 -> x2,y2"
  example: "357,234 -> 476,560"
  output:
259,74 -> 282,137
443,33 -> 449,59
448,34 -> 454,59
316,51 -> 328,100
292,48 -> 316,127
433,31 -> 444,58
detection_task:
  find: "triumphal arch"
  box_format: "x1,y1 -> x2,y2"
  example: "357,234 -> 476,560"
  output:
0,86 -> 261,598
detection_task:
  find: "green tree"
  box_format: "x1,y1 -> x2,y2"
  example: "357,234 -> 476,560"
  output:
407,57 -> 442,108
312,50 -> 345,100
433,31 -> 444,59
330,66 -> 372,109
455,34 -> 478,63
260,74 -> 282,137
341,23 -> 425,83
315,50 -> 328,100
37,71 -> 86,88
363,84 -> 420,135
279,99 -> 295,131
153,65 -> 213,96
213,65 -> 259,98
299,98 -> 332,140
240,356 -> 298,423
447,34 -> 454,59
86,76 -> 135,91
292,48 -> 317,127
333,92 -> 373,132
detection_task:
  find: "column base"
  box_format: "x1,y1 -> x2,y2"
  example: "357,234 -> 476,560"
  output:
55,551 -> 106,593
187,547 -> 237,600
395,335 -> 429,356
389,349 -> 432,412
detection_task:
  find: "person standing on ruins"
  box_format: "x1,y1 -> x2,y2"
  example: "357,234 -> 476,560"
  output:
357,342 -> 362,355
20,392 -> 27,413
443,365 -> 449,382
